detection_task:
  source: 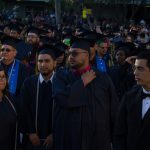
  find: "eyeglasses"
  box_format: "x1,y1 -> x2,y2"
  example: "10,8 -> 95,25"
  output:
1,48 -> 13,52
0,76 -> 6,81
68,51 -> 87,57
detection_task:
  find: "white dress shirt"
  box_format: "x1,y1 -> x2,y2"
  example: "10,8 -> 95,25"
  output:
142,88 -> 150,119
39,73 -> 54,84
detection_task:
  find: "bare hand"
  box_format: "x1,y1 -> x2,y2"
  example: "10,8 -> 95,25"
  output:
81,70 -> 96,86
43,134 -> 53,148
29,133 -> 40,146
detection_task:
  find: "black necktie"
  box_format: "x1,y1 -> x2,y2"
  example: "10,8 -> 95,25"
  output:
141,92 -> 150,99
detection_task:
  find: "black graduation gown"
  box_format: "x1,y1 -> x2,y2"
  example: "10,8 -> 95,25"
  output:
109,62 -> 136,100
21,74 -> 53,149
16,40 -> 32,61
52,67 -> 119,150
0,96 -> 17,150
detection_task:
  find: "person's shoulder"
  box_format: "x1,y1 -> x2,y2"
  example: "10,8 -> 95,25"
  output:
92,67 -> 111,81
4,93 -> 17,109
55,67 -> 71,78
23,74 -> 38,85
17,60 -> 27,69
126,85 -> 141,96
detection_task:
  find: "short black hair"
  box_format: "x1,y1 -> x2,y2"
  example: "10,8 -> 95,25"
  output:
136,51 -> 150,69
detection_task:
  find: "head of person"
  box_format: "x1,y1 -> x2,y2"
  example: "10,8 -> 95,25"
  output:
125,35 -> 134,43
68,38 -> 90,70
26,27 -> 40,46
95,37 -> 108,57
10,26 -> 21,39
0,65 -> 7,95
84,32 -> 98,62
133,51 -> 150,90
54,42 -> 67,66
38,45 -> 57,77
3,25 -> 11,36
115,47 -> 129,65
1,36 -> 18,65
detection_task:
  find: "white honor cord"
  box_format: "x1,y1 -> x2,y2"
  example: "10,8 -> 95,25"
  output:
5,95 -> 17,150
8,60 -> 16,83
35,77 -> 40,134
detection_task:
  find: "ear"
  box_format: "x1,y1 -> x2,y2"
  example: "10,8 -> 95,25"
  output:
95,43 -> 99,50
14,50 -> 17,57
37,37 -> 40,42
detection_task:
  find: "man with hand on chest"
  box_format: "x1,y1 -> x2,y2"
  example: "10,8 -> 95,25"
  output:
114,51 -> 150,150
52,38 -> 118,150
21,44 -> 58,150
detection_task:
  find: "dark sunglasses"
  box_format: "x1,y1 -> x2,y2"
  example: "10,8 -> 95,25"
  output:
68,51 -> 87,57
1,48 -> 12,52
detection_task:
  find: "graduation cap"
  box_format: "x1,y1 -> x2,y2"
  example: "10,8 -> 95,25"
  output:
1,35 -> 20,49
54,42 -> 68,57
70,37 -> 91,53
95,35 -> 107,45
117,46 -> 130,57
10,25 -> 22,34
83,31 -> 101,47
39,44 -> 59,60
39,36 -> 51,45
43,24 -> 54,32
27,26 -> 41,36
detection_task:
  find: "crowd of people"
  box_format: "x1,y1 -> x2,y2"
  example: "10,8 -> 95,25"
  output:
0,9 -> 150,150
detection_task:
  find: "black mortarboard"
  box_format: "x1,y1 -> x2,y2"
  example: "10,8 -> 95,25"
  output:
11,25 -> 21,34
62,28 -> 72,35
117,46 -> 130,57
27,26 -> 40,36
83,31 -> 101,47
39,44 -> 57,60
40,36 -> 51,45
71,38 -> 90,53
1,35 -> 20,49
43,24 -> 54,31
54,42 -> 68,57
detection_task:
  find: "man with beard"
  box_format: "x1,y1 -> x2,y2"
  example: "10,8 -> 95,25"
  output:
21,45 -> 57,150
52,39 -> 119,150
26,27 -> 40,70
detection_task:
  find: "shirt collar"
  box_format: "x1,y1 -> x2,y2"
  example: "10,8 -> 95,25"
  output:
72,65 -> 91,76
143,88 -> 150,94
39,72 -> 54,84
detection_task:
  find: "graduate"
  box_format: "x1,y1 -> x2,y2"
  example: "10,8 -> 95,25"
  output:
54,42 -> 68,70
52,38 -> 119,150
0,65 -> 17,150
0,35 -> 33,149
21,44 -> 58,150
0,35 -> 31,102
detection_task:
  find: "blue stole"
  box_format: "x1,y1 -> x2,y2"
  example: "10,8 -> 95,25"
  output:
96,55 -> 107,72
8,59 -> 20,95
